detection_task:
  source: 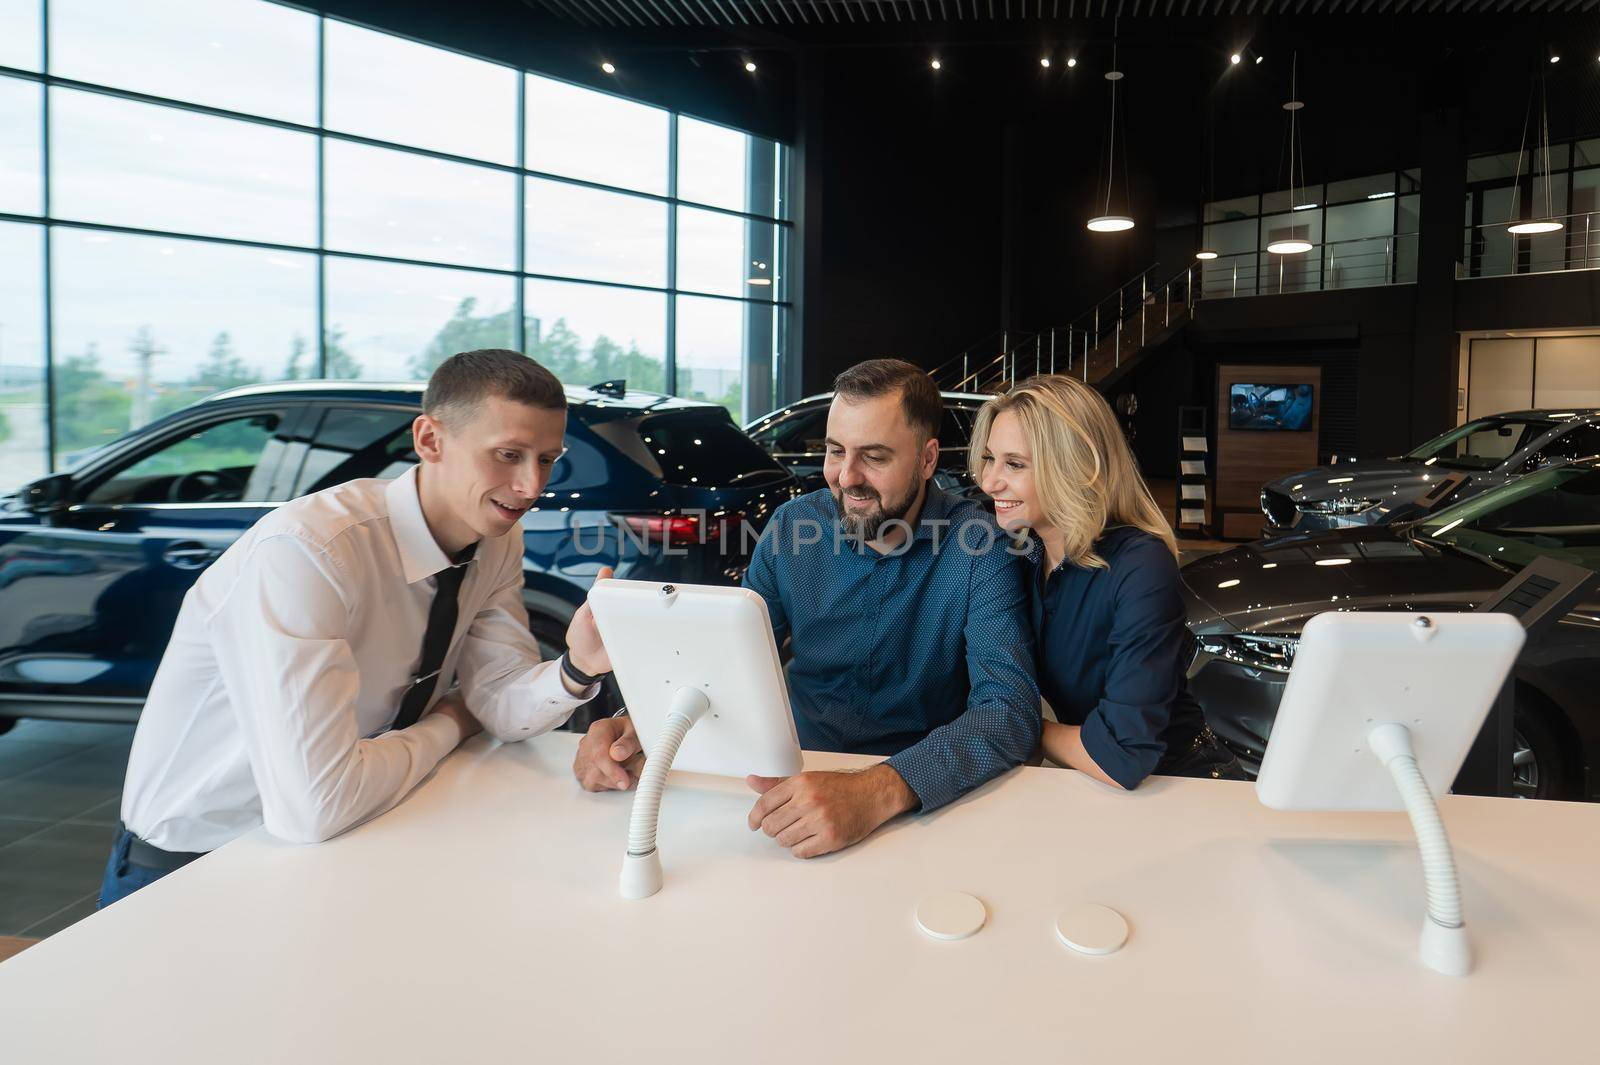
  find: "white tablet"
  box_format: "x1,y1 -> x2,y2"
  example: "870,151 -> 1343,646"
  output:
586,579 -> 802,779
1255,611 -> 1525,811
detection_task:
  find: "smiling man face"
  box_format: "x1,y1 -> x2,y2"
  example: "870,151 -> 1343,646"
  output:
412,349 -> 570,557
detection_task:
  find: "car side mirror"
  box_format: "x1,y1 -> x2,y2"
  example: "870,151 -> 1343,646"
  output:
22,472 -> 74,514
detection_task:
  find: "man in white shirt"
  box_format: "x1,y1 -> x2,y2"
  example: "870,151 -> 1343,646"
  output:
104,349 -> 610,906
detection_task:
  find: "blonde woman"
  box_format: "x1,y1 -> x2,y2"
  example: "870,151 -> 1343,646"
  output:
971,375 -> 1243,789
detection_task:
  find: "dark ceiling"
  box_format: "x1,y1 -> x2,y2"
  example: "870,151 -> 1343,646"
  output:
527,0 -> 1596,27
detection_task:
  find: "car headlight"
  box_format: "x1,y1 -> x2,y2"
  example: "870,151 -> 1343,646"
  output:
1195,634 -> 1300,673
1299,496 -> 1380,516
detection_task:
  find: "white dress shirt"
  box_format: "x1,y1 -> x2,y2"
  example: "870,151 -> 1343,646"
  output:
121,465 -> 596,852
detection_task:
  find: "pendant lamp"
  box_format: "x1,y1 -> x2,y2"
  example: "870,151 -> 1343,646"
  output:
1267,57 -> 1312,256
1087,22 -> 1135,233
1507,72 -> 1564,236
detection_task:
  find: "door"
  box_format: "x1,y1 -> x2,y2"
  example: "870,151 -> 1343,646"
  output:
0,404 -> 302,703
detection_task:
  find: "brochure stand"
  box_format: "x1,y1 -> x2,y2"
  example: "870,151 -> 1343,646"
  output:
1175,405 -> 1210,539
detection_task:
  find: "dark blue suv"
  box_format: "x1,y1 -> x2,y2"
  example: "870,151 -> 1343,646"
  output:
0,380 -> 797,734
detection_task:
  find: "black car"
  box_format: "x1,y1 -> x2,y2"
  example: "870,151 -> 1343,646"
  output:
745,390 -> 992,498
0,380 -> 798,735
1183,457 -> 1600,801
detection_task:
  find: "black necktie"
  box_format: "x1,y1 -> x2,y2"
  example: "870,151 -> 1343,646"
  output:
392,544 -> 477,731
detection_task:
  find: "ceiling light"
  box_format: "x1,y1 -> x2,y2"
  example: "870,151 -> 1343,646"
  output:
1230,53 -> 1241,65
601,61 -> 615,74
1508,70 -> 1563,235
1268,236 -> 1313,254
1086,28 -> 1136,235
1067,57 -> 1077,68
1367,191 -> 1395,200
1255,55 -> 1264,64
1041,57 -> 1051,68
1314,558 -> 1352,567
746,277 -> 772,286
1293,202 -> 1319,211
1196,249 -> 1219,260
1550,55 -> 1560,64
744,60 -> 757,73
930,58 -> 941,70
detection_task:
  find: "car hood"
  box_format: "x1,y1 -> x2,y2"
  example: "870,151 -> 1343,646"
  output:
1264,459 -> 1447,508
1180,526 -> 1507,633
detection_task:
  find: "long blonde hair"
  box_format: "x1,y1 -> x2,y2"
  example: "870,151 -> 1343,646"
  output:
968,374 -> 1177,569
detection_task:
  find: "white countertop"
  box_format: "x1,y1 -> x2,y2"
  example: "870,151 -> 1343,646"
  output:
1,731 -> 1595,1064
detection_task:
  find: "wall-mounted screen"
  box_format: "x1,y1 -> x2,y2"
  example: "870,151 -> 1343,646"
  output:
1229,383 -> 1314,432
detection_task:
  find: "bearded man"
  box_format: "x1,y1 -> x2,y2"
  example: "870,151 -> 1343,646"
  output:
573,358 -> 1039,858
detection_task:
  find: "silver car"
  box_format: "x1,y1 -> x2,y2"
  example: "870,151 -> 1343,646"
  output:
1259,409 -> 1600,537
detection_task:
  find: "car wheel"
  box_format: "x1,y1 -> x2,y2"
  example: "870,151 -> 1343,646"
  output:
1511,702 -> 1571,801
527,612 -> 622,735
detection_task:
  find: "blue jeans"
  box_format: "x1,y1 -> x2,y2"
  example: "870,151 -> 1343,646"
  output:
98,823 -> 201,909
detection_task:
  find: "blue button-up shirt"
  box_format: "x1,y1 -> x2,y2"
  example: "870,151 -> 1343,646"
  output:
743,486 -> 1040,811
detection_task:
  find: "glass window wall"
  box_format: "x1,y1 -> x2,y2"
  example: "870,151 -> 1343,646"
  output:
48,0 -> 316,124
0,0 -> 42,72
525,74 -> 668,195
326,258 -> 516,382
325,141 -> 516,270
0,74 -> 42,216
49,228 -> 316,461
0,221 -> 47,491
7,1 -> 791,488
50,87 -> 317,246
324,19 -> 516,165
1201,170 -> 1419,297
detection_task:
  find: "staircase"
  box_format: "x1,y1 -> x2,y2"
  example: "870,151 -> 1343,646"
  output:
931,263 -> 1197,395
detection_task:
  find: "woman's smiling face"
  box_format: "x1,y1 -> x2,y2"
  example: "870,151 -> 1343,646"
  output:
978,409 -> 1038,535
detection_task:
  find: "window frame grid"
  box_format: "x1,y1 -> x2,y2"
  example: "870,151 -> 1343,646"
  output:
0,0 -> 793,475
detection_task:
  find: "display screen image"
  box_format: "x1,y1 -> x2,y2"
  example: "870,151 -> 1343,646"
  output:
1229,383 -> 1314,432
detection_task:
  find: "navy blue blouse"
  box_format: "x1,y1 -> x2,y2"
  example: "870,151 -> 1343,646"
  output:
1030,526 -> 1206,790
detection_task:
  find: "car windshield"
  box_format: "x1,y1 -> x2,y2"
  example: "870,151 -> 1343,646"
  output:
594,408 -> 788,489
1414,464 -> 1600,571
1404,416 -> 1556,471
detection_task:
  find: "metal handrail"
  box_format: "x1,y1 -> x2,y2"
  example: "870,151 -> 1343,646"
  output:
1035,263 -> 1197,383
1198,231 -> 1420,297
1462,209 -> 1599,279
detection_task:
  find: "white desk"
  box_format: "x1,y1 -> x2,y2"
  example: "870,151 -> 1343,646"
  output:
1,732 -> 1595,1064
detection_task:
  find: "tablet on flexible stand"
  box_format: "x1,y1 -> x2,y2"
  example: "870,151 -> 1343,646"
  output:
587,579 -> 802,900
1255,610 -> 1525,976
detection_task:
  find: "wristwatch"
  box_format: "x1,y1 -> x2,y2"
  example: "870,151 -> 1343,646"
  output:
560,652 -> 608,689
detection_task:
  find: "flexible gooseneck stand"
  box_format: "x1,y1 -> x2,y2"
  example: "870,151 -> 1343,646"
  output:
1367,722 -> 1472,977
619,687 -> 711,900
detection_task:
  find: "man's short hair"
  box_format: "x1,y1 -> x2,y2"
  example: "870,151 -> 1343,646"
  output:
832,358 -> 942,442
423,349 -> 566,425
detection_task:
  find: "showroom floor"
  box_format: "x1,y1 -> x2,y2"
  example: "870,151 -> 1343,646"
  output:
0,719 -> 129,940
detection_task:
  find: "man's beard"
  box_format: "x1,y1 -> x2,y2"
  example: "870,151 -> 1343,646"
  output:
834,477 -> 921,541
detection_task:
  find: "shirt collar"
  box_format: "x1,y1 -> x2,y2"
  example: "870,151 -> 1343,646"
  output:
910,483 -> 957,542
385,465 -> 463,585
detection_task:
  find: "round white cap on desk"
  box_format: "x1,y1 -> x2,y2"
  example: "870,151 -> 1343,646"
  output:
1054,904 -> 1129,955
915,891 -> 987,941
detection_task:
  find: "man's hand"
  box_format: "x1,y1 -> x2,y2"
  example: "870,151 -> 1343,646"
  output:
563,566 -> 614,681
425,690 -> 481,744
574,713 -> 643,791
746,763 -> 917,859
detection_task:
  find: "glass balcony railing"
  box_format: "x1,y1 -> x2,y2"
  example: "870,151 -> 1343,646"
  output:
1462,211 -> 1600,279
1197,232 -> 1419,299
